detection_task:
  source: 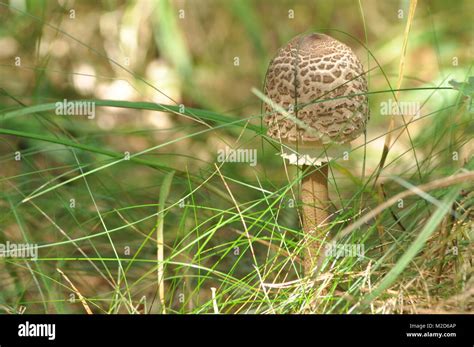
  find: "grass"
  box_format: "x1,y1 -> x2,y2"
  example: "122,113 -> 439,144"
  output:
0,0 -> 473,314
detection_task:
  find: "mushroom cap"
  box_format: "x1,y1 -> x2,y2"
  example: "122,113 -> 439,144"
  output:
264,33 -> 369,146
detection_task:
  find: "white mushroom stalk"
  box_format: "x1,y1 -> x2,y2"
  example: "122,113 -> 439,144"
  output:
263,33 -> 369,276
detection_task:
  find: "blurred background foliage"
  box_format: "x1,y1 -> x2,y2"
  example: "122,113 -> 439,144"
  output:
0,0 -> 472,171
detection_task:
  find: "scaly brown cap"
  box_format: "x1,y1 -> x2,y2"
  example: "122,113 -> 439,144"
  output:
264,33 -> 369,146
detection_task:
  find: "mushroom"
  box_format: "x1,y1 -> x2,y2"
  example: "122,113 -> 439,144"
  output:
263,33 -> 369,276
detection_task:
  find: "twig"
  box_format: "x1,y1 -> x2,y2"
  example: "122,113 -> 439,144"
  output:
57,268 -> 93,314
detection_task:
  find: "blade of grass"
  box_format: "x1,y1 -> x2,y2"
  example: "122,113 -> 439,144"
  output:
374,0 -> 418,185
156,171 -> 174,314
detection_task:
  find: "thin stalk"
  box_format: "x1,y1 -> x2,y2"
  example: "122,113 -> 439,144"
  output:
301,164 -> 329,275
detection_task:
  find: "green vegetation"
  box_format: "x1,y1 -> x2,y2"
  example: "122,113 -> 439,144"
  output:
0,0 -> 472,314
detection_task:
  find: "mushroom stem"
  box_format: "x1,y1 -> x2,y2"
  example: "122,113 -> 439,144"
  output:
301,163 -> 329,276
